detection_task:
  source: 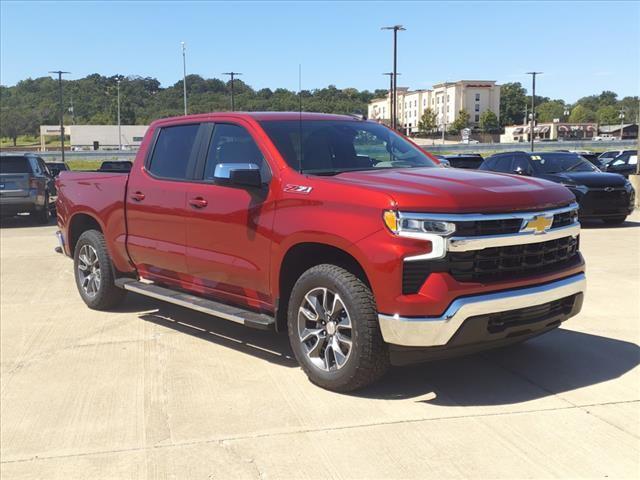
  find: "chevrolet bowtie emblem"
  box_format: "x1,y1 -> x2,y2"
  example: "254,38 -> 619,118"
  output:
523,215 -> 553,234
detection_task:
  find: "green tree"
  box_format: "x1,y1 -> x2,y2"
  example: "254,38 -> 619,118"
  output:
596,105 -> 620,125
478,110 -> 499,132
499,82 -> 527,126
536,100 -> 565,123
449,110 -> 470,134
568,104 -> 596,123
0,109 -> 39,145
418,108 -> 437,134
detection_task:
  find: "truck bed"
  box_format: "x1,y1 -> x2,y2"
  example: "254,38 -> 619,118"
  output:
56,170 -> 132,272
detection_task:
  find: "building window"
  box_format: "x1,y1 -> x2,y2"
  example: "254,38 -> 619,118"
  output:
475,104 -> 480,112
475,93 -> 480,101
447,95 -> 450,102
475,114 -> 480,122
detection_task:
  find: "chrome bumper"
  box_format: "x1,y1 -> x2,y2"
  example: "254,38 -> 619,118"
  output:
378,273 -> 586,347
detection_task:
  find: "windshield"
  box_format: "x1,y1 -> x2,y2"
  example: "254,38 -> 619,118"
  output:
260,120 -> 436,174
531,153 -> 599,174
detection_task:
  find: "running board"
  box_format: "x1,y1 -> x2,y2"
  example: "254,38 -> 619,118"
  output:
115,279 -> 275,330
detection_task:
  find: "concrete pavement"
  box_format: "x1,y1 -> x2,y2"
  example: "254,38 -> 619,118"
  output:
1,212 -> 639,479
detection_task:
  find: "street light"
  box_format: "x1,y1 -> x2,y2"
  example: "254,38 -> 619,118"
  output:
117,78 -> 122,150
381,25 -> 405,130
181,42 -> 188,115
526,71 -> 542,152
618,109 -> 625,140
222,72 -> 242,111
382,72 -> 400,125
48,70 -> 70,162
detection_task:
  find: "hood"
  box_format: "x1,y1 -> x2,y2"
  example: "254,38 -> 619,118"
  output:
330,167 -> 575,213
538,171 -> 628,187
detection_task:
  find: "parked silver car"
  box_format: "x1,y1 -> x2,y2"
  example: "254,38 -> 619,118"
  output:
0,154 -> 56,223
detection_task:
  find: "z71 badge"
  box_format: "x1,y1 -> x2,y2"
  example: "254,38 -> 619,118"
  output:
284,184 -> 313,194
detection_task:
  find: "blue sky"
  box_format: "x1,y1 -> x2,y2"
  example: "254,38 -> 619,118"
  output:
1,1 -> 638,102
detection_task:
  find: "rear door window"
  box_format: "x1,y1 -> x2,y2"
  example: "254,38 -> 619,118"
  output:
0,157 -> 32,174
148,124 -> 200,180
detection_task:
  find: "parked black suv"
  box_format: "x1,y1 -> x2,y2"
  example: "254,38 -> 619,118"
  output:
479,151 -> 635,224
443,154 -> 484,169
602,150 -> 637,178
46,162 -> 69,177
1,154 -> 56,223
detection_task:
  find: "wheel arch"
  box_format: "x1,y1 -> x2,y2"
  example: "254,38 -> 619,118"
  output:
276,242 -> 371,332
68,212 -> 104,256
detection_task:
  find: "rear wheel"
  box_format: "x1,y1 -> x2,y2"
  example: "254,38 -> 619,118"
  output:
603,216 -> 626,225
287,264 -> 389,392
74,230 -> 125,310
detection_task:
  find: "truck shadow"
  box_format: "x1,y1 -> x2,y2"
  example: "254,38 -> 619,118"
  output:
118,293 -> 296,368
120,294 -> 638,405
356,328 -> 640,405
580,219 -> 640,229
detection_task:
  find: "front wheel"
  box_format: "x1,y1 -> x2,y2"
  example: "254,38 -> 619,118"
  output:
287,264 -> 389,392
603,216 -> 626,225
73,229 -> 125,310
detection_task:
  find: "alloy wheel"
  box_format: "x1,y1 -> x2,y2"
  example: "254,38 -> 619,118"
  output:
77,244 -> 101,297
297,287 -> 353,371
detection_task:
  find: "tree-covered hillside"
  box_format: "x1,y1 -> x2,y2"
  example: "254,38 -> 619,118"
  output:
0,74 -> 387,143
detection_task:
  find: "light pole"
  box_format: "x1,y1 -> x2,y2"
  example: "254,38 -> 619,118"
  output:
382,72 -> 400,125
117,78 -> 122,150
564,106 -> 570,122
618,109 -> 625,140
48,70 -> 70,162
382,25 -> 405,130
181,42 -> 187,115
223,72 -> 242,111
526,71 -> 542,152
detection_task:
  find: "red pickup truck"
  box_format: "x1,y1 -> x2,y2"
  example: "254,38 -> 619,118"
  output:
56,112 -> 586,391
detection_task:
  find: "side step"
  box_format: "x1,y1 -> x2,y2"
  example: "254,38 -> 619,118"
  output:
115,279 -> 275,330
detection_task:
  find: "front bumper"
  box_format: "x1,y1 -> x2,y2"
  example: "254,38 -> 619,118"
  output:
379,273 -> 586,347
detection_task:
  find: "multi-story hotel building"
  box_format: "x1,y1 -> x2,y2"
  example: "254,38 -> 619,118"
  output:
368,80 -> 501,134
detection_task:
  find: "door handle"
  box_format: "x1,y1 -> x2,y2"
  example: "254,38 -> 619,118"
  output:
189,197 -> 208,209
131,191 -> 145,202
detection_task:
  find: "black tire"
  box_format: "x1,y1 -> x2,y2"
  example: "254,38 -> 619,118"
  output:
73,229 -> 125,310
287,264 -> 389,392
602,216 -> 626,225
33,194 -> 49,224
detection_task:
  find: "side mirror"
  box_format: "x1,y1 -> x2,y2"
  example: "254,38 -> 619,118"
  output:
214,163 -> 262,188
513,167 -> 530,176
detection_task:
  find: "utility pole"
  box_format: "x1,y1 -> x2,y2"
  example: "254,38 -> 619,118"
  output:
382,25 -> 405,130
117,78 -> 122,150
618,108 -> 625,141
48,70 -> 70,162
69,96 -> 75,125
382,72 -> 400,125
526,71 -> 542,152
223,72 -> 242,111
181,42 -> 188,115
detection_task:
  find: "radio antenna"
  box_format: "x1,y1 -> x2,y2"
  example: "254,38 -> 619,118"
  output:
298,63 -> 303,174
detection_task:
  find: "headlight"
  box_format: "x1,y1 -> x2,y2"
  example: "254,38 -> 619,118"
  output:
383,210 -> 455,260
383,211 -> 456,236
560,183 -> 589,195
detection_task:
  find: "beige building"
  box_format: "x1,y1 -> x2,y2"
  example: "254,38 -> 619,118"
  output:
500,122 -> 598,143
39,125 -> 149,150
368,80 -> 501,134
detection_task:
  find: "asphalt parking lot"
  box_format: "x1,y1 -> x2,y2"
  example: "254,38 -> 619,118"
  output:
1,212 -> 639,479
